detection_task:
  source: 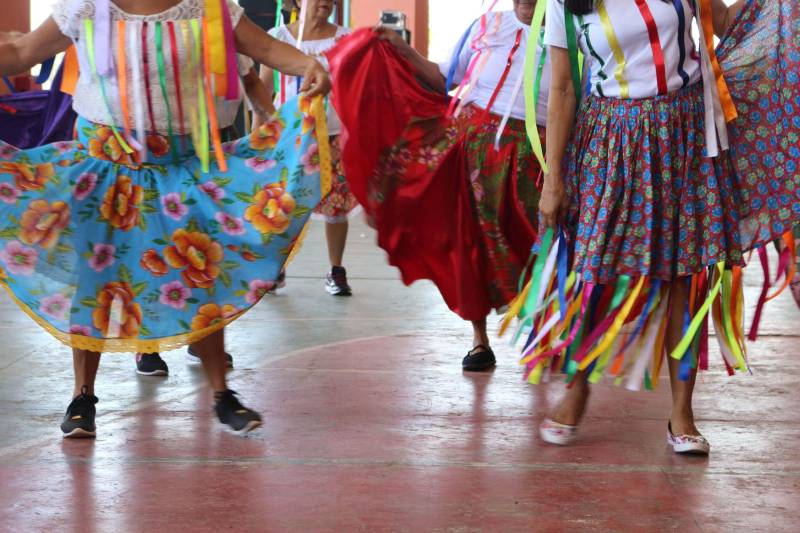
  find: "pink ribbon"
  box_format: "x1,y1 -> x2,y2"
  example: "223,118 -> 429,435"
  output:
220,0 -> 240,100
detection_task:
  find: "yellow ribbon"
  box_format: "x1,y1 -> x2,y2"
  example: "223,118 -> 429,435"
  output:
596,2 -> 629,99
204,0 -> 227,96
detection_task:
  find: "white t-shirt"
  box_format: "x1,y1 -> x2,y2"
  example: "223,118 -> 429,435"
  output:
544,0 -> 702,99
268,24 -> 349,136
51,0 -> 249,132
438,10 -> 550,125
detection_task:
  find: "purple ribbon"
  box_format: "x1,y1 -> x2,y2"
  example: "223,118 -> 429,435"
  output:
94,0 -> 112,76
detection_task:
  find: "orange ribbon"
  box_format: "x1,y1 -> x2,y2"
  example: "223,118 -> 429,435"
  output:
116,21 -> 133,140
698,0 -> 738,122
201,17 -> 227,171
60,45 -> 79,95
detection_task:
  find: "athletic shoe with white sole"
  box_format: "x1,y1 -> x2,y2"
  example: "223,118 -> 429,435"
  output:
136,353 -> 169,376
186,347 -> 234,368
214,390 -> 262,435
60,386 -> 98,438
325,266 -> 352,296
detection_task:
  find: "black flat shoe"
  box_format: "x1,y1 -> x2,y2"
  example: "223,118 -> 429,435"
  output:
462,345 -> 496,371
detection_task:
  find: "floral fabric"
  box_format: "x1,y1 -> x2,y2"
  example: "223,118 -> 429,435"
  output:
0,96 -> 327,352
565,83 -> 743,284
717,0 -> 800,248
313,136 -> 358,222
370,104 -> 543,319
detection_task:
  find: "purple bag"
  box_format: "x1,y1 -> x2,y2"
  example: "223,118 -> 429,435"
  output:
0,64 -> 77,148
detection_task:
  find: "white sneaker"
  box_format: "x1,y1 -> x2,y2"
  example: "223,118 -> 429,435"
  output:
539,418 -> 578,446
667,423 -> 710,455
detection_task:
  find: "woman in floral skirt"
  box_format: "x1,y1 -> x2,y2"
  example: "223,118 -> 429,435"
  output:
0,0 -> 331,437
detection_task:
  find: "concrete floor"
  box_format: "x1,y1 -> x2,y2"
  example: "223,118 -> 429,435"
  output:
0,218 -> 798,532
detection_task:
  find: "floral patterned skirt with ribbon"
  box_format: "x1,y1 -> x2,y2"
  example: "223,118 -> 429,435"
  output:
0,95 -> 330,353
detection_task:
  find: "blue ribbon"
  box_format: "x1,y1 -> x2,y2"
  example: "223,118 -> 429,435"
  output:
445,19 -> 478,99
35,57 -> 56,84
2,76 -> 14,93
557,228 -> 568,316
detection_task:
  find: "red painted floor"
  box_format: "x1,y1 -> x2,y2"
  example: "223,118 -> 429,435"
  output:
0,221 -> 798,532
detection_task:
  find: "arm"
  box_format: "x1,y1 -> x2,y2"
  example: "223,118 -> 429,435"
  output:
0,17 -> 71,76
540,46 -> 576,229
234,16 -> 330,97
375,28 -> 447,94
252,64 -> 276,129
243,67 -> 275,128
710,0 -> 746,38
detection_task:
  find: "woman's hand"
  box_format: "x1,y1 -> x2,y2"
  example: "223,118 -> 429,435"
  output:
374,27 -> 409,51
0,18 -> 71,76
539,174 -> 568,229
298,59 -> 331,97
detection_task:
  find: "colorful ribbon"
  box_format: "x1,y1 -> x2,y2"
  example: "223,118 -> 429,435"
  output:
35,57 -> 55,85
60,45 -> 79,95
191,19 -> 211,172
523,1 -> 547,170
94,0 -> 112,76
84,19 -> 135,155
167,22 -> 187,138
220,0 -> 240,100
634,0 -> 668,95
201,17 -> 228,172
697,0 -> 737,122
128,20 -> 148,162
154,22 -> 180,162
596,2 -> 629,99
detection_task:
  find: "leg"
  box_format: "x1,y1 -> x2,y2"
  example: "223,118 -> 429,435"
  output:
190,329 -> 228,393
471,318 -> 490,349
192,328 -> 262,434
62,349 -> 101,438
665,280 -> 701,436
325,219 -> 348,267
324,219 -> 353,296
551,370 -> 591,427
72,349 -> 101,397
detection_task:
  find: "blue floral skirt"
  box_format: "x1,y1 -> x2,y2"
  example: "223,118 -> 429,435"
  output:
0,95 -> 330,353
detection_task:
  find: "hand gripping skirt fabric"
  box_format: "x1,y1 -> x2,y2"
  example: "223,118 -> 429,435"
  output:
0,95 -> 331,353
328,29 -> 543,321
506,0 -> 800,389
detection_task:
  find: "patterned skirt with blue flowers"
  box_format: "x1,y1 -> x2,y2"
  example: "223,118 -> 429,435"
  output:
0,95 -> 330,353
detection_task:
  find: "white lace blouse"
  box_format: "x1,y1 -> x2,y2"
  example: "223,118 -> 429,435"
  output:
52,0 -> 249,133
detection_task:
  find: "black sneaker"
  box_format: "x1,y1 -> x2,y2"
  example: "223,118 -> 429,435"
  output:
325,266 -> 352,296
136,353 -> 169,376
186,347 -> 234,368
60,386 -> 98,438
462,345 -> 497,371
214,390 -> 262,435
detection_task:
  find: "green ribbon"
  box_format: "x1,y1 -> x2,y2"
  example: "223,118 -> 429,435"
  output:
533,28 -> 547,118
84,20 -> 134,154
513,228 -> 554,345
523,0 -> 547,172
191,19 -> 210,173
155,22 -> 180,163
274,0 -> 284,96
670,263 -> 725,360
563,6 -> 583,105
